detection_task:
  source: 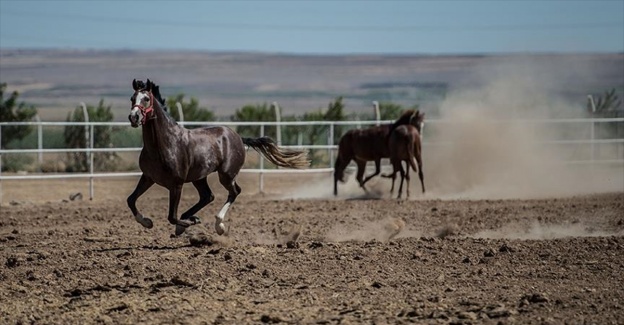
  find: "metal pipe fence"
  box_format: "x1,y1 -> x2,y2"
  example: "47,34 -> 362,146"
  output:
1,117 -> 623,202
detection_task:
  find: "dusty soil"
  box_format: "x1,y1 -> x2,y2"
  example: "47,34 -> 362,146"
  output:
1,182 -> 623,324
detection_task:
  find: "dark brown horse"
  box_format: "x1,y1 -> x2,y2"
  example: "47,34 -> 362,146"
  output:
127,79 -> 309,236
382,112 -> 425,198
333,109 -> 422,196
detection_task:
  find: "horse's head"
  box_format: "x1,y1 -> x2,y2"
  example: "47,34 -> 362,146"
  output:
389,109 -> 426,134
408,110 -> 425,133
129,78 -> 156,127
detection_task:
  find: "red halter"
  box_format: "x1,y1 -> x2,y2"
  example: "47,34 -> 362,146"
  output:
133,92 -> 154,125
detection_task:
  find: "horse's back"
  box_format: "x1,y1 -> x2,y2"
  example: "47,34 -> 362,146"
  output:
339,126 -> 389,161
186,125 -> 245,179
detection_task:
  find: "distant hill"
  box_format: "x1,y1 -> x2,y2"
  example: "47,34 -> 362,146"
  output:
1,49 -> 622,121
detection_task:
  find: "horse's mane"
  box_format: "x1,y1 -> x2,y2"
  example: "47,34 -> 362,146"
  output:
388,109 -> 418,135
151,84 -> 169,113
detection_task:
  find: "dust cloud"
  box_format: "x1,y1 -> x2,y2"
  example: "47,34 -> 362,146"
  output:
325,216 -> 410,242
280,57 -> 623,242
423,56 -> 623,199
285,56 -> 623,201
471,221 -> 623,240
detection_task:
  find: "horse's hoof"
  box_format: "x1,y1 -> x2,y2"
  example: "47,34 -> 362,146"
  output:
215,221 -> 226,236
135,214 -> 153,229
175,224 -> 189,236
141,217 -> 154,229
186,216 -> 201,225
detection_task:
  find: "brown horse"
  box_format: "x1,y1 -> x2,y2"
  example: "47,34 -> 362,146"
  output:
127,79 -> 309,236
333,109 -> 422,196
382,118 -> 425,198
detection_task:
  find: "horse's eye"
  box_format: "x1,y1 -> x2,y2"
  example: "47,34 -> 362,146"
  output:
144,97 -> 150,102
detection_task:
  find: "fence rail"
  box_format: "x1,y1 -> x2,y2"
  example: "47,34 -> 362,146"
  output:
1,117 -> 623,202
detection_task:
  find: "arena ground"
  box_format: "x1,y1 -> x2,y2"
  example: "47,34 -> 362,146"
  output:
0,174 -> 623,324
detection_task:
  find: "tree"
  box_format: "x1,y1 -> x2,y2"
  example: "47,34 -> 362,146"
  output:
63,100 -> 119,172
231,103 -> 277,138
0,83 -> 37,148
298,97 -> 347,166
166,93 -> 214,126
588,88 -> 623,139
378,102 -> 406,121
588,88 -> 622,117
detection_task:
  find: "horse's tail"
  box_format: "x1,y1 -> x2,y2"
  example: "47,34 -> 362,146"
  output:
242,137 -> 310,169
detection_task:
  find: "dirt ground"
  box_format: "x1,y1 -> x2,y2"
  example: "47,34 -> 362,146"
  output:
0,174 -> 623,325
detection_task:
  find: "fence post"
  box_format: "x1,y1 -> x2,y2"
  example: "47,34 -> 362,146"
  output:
0,124 -> 3,205
273,102 -> 281,145
35,115 -> 43,171
587,95 -> 597,165
80,103 -> 93,200
372,101 -> 380,126
89,124 -> 94,200
259,124 -> 265,193
329,123 -> 334,168
176,102 -> 184,126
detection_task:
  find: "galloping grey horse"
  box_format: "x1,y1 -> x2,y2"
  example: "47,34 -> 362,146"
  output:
127,79 -> 309,236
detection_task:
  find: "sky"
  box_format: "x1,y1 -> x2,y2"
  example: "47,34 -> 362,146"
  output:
0,0 -> 623,55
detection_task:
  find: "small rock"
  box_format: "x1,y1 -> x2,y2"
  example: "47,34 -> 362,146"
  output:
69,192 -> 83,201
436,224 -> 459,238
188,232 -> 214,247
499,243 -> 515,253
484,249 -> 496,257
462,256 -> 471,263
486,307 -> 514,318
371,281 -> 383,288
522,293 -> 549,304
457,311 -> 478,320
308,242 -> 323,249
6,257 -> 20,268
260,314 -> 281,323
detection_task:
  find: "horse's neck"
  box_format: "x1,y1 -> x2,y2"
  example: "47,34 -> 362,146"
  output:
142,105 -> 181,152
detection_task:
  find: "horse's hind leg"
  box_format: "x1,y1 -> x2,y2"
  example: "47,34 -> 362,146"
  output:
397,161 -> 407,199
362,159 -> 382,185
180,177 -> 214,224
214,172 -> 242,235
355,160 -> 369,192
404,161 -> 412,199
127,174 -> 155,229
416,150 -> 425,194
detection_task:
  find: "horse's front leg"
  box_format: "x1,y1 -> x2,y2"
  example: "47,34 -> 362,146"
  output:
127,174 -> 155,229
168,184 -> 193,236
382,158 -> 399,194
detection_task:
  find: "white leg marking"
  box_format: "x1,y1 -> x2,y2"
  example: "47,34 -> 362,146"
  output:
215,202 -> 231,235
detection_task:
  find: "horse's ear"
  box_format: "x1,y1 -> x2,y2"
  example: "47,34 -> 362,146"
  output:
409,110 -> 418,123
417,111 -> 425,122
132,79 -> 138,91
146,79 -> 153,91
